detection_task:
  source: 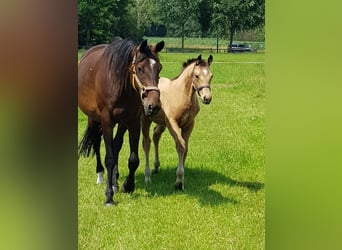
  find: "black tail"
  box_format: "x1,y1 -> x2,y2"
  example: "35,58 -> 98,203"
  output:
78,125 -> 94,158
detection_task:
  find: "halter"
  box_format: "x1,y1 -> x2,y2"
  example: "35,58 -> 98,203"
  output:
192,82 -> 211,95
131,55 -> 160,100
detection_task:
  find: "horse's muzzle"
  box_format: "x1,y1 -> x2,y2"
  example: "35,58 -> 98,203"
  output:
146,104 -> 160,116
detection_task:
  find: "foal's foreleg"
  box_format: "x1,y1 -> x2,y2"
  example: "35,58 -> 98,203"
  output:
141,117 -> 152,182
181,121 -> 195,166
167,119 -> 186,190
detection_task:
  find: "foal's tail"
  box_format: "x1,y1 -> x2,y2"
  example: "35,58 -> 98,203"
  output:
78,125 -> 94,159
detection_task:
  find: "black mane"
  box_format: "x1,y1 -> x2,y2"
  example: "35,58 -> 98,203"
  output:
103,37 -> 156,95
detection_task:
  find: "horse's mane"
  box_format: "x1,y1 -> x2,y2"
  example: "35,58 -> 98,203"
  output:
103,37 -> 156,95
171,57 -> 207,81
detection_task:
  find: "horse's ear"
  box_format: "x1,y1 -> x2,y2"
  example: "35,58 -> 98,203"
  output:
208,55 -> 213,65
196,54 -> 202,65
155,41 -> 165,53
139,39 -> 148,53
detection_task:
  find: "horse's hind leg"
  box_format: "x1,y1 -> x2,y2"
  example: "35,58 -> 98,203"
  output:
141,117 -> 153,182
92,122 -> 105,184
152,124 -> 166,174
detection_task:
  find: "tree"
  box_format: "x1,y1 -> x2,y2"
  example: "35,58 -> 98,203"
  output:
198,0 -> 213,37
156,0 -> 199,49
212,0 -> 264,49
78,0 -> 142,47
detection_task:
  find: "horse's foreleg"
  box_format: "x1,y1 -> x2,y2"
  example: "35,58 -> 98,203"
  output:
122,123 -> 140,193
152,124 -> 166,174
167,119 -> 186,190
141,117 -> 152,182
101,114 -> 116,205
112,123 -> 127,192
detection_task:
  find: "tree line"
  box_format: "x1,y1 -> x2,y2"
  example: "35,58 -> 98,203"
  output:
78,0 -> 264,48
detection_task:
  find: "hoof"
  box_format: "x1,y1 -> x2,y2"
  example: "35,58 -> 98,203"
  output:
122,181 -> 135,193
152,168 -> 159,174
145,176 -> 151,183
175,182 -> 184,191
112,185 -> 119,193
104,199 -> 115,206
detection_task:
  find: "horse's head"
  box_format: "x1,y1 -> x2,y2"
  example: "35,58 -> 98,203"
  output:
192,54 -> 213,104
131,39 -> 165,116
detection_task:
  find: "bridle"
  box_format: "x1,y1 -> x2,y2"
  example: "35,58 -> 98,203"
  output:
131,54 -> 160,100
192,82 -> 211,94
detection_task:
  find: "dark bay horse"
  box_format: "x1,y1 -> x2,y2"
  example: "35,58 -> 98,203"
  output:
78,37 -> 164,205
141,55 -> 213,190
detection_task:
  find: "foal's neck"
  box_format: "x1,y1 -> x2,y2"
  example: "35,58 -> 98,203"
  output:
177,63 -> 196,102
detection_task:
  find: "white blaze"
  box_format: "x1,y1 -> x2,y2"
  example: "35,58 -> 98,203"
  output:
149,58 -> 156,69
202,69 -> 209,76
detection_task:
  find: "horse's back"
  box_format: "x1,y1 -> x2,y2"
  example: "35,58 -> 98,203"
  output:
79,44 -> 108,63
78,45 -> 107,121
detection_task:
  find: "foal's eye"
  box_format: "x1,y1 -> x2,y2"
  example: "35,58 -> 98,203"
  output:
195,75 -> 199,78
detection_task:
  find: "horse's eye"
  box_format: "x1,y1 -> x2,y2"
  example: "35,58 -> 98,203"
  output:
137,67 -> 143,73
195,75 -> 199,78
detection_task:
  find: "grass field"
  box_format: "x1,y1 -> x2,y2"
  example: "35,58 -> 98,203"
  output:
78,52 -> 265,249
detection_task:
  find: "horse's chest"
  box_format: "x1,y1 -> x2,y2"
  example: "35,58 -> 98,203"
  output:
112,102 -> 141,122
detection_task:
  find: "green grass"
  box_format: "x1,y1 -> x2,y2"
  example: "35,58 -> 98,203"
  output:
78,53 -> 265,249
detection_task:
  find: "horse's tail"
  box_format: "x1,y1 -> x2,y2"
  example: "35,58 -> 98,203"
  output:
78,125 -> 94,158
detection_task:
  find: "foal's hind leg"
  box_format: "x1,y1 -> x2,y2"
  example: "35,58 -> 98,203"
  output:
152,124 -> 166,174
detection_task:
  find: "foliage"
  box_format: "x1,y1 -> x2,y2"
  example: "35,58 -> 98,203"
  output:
78,0 -> 265,48
78,0 -> 141,47
198,0 -> 214,37
212,0 -> 265,47
155,0 -> 201,48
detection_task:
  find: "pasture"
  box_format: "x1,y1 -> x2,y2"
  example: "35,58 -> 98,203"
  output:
78,52 -> 265,249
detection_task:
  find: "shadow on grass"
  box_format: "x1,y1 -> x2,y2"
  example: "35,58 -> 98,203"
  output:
134,166 -> 264,207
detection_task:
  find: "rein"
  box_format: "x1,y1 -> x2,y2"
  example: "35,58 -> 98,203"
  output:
131,55 -> 160,100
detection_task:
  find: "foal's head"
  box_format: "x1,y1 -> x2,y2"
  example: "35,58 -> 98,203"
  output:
131,40 -> 164,116
192,54 -> 213,104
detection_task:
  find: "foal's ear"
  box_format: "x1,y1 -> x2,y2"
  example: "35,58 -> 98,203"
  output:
196,54 -> 202,65
139,39 -> 148,53
155,41 -> 165,53
208,55 -> 213,65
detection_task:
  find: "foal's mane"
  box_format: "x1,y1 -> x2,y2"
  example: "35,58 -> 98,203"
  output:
103,37 -> 157,95
171,57 -> 207,81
